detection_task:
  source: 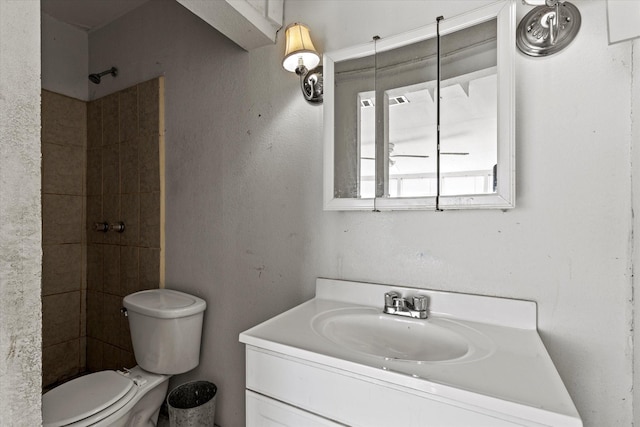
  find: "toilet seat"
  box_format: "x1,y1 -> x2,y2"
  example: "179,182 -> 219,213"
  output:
43,371 -> 138,427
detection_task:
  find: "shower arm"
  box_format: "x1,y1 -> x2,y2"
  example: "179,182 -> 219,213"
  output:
89,67 -> 118,84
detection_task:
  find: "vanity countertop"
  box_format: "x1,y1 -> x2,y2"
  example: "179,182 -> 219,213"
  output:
240,278 -> 582,427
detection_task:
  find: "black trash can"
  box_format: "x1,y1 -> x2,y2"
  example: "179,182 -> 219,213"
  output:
167,381 -> 217,427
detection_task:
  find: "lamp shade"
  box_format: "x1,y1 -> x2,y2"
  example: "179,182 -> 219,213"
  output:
282,23 -> 320,73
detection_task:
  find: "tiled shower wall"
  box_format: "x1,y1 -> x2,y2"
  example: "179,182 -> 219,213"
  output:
41,90 -> 87,388
40,78 -> 163,388
86,77 -> 163,372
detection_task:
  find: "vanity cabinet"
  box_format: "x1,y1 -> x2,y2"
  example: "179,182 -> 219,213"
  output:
245,346 -> 530,427
241,279 -> 582,427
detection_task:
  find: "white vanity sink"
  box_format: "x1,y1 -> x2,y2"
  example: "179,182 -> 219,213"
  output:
240,278 -> 583,426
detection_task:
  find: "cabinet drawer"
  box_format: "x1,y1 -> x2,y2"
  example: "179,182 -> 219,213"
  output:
247,390 -> 344,426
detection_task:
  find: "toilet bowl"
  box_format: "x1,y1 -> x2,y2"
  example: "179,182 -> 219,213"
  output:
43,289 -> 206,427
42,367 -> 169,427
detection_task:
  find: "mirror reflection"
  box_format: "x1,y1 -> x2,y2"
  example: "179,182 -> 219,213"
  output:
375,34 -> 438,198
324,1 -> 515,210
364,19 -> 498,199
334,54 -> 375,199
440,19 -> 497,196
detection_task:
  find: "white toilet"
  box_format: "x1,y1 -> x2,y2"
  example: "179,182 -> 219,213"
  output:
43,289 -> 207,427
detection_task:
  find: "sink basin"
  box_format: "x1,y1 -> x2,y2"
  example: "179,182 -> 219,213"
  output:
312,307 -> 491,363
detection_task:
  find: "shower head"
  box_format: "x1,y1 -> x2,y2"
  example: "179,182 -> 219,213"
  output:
88,67 -> 118,84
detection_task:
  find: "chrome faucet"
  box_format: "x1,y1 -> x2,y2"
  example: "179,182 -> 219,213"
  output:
383,291 -> 428,319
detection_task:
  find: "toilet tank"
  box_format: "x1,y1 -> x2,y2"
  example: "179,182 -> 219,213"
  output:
123,289 -> 207,374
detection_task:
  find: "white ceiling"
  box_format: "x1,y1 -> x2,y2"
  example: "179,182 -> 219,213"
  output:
41,0 -> 150,32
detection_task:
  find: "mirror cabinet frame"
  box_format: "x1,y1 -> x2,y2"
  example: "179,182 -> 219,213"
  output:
323,0 -> 515,211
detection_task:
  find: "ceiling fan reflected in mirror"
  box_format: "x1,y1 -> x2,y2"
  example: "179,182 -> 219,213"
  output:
361,141 -> 468,166
362,152 -> 469,168
361,154 -> 430,167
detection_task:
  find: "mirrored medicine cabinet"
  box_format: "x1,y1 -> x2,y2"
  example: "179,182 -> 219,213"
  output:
323,0 -> 515,211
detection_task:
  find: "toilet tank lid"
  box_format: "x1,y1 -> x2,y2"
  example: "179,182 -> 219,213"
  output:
123,289 -> 207,318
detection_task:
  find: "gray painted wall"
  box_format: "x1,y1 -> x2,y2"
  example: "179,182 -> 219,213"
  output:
33,0 -> 639,425
41,13 -> 88,101
0,1 -> 42,425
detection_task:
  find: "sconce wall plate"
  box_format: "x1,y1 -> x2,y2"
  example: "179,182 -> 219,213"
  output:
517,1 -> 581,56
301,66 -> 323,104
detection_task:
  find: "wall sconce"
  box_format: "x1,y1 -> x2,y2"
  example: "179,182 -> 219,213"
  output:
282,23 -> 323,104
517,0 -> 581,56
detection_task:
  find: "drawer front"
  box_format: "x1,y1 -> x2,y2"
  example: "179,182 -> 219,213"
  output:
246,347 -> 537,427
247,390 -> 344,426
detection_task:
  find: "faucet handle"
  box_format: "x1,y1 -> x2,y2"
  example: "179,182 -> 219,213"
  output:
412,295 -> 428,311
384,291 -> 400,307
